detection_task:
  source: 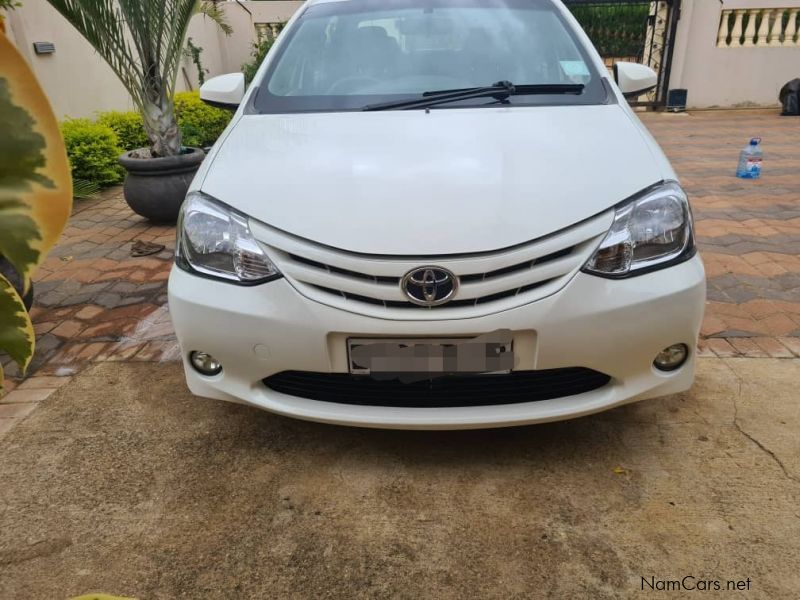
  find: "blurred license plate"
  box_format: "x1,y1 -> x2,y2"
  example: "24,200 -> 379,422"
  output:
348,330 -> 514,380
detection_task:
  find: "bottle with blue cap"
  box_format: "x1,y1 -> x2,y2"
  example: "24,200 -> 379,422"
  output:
736,138 -> 763,179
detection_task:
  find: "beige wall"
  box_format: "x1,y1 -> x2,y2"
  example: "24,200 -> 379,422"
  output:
5,0 -> 136,117
670,0 -> 800,108
4,0 -> 305,119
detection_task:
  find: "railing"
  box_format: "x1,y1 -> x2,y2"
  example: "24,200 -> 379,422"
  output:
717,7 -> 800,47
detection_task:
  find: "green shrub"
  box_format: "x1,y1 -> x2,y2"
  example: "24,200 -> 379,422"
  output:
96,110 -> 149,151
60,118 -> 124,186
174,90 -> 232,148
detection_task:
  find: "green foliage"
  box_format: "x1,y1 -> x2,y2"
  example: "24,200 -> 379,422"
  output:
96,110 -> 149,151
72,179 -> 100,199
184,37 -> 208,86
568,4 -> 650,58
60,118 -> 124,187
242,26 -> 285,85
174,91 -> 232,148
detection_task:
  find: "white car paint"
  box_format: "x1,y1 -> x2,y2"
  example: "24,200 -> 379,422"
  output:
169,0 -> 706,429
201,106 -> 670,255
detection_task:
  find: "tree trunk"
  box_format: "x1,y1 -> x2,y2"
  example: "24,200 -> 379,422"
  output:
141,97 -> 182,157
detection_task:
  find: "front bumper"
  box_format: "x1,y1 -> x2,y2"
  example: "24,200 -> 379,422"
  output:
168,255 -> 706,430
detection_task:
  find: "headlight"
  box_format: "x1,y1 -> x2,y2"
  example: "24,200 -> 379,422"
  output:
583,181 -> 695,278
176,192 -> 281,284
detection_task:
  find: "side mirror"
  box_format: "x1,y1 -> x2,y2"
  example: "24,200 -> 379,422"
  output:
613,62 -> 657,98
200,73 -> 245,109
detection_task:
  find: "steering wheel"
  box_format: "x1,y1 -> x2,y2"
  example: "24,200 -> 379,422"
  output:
327,75 -> 381,94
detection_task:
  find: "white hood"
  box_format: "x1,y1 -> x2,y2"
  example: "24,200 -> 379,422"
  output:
200,104 -> 669,255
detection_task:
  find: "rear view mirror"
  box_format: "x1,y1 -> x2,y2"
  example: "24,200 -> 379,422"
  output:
200,73 -> 245,109
613,62 -> 657,98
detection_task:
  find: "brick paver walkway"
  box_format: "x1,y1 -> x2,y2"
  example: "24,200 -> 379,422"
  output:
1,109 -> 799,431
641,110 -> 800,358
1,187 -> 178,407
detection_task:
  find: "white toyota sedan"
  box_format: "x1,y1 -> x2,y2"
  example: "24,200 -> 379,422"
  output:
168,0 -> 706,429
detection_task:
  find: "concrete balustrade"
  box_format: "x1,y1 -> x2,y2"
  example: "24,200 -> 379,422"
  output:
717,6 -> 800,47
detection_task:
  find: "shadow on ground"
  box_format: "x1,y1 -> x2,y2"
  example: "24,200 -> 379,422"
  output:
1,358 -> 798,599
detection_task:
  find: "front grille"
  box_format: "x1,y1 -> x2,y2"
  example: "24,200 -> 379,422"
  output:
250,211 -> 612,320
263,368 -> 611,408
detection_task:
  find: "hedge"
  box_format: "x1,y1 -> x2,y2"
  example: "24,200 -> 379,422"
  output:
174,91 -> 232,148
59,118 -> 124,187
96,110 -> 150,151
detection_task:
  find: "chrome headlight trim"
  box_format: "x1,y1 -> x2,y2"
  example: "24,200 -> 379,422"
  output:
176,191 -> 282,285
582,181 -> 696,279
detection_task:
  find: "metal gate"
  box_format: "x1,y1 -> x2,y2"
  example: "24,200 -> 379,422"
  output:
564,0 -> 682,108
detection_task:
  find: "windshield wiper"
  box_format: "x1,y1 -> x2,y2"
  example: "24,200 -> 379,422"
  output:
362,81 -> 584,112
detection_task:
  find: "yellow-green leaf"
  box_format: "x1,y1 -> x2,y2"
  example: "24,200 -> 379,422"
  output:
0,272 -> 33,386
0,196 -> 42,290
0,31 -> 72,287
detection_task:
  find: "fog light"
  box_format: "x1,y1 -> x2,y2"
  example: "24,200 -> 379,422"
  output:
190,351 -> 222,376
653,344 -> 689,371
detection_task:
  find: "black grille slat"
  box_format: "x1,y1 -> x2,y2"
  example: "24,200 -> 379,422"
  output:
264,368 -> 611,408
289,254 -> 398,285
460,246 -> 575,283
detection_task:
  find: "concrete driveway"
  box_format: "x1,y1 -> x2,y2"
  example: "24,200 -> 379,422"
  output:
1,358 -> 798,599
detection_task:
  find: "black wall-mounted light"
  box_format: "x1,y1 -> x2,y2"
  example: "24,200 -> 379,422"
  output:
33,42 -> 56,55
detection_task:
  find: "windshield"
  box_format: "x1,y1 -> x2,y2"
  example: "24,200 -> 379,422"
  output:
252,0 -> 607,113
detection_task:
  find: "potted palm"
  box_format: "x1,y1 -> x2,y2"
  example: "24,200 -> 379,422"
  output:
45,0 -> 230,222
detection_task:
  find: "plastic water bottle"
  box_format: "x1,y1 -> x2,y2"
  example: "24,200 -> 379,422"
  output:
736,138 -> 763,179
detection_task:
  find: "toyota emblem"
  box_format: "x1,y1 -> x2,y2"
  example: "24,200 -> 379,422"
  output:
401,266 -> 458,307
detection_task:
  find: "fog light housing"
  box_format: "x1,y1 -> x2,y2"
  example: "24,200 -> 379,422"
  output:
653,344 -> 689,372
190,351 -> 222,376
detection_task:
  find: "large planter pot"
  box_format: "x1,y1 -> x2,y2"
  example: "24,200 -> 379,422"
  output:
119,147 -> 205,223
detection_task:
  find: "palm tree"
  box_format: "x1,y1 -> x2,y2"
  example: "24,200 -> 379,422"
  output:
45,0 -> 230,157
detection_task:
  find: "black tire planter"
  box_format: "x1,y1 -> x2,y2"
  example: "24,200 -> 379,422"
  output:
119,147 -> 205,223
0,256 -> 33,311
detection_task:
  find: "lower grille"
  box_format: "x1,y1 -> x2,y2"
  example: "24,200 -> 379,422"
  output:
263,368 -> 611,408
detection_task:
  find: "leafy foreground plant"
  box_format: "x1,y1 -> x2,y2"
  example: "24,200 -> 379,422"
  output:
45,0 -> 230,157
0,32 -> 72,388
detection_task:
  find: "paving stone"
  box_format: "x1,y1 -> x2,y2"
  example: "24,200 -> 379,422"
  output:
751,337 -> 795,358
17,376 -> 71,390
75,305 -> 105,320
727,338 -> 768,357
0,388 -> 56,404
777,337 -> 800,357
117,295 -> 148,307
50,320 -> 86,338
94,292 -> 123,309
0,403 -> 37,418
0,419 -> 18,435
705,338 -> 738,357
